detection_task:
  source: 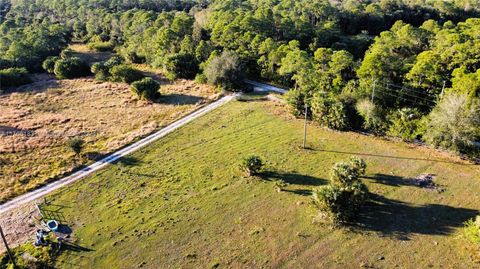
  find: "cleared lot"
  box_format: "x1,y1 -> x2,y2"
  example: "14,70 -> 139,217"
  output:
32,97 -> 480,268
0,77 -> 218,202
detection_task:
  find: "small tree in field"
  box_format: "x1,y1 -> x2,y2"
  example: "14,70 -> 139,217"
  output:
241,155 -> 264,176
313,156 -> 369,223
67,137 -> 84,155
330,156 -> 366,187
130,77 -> 160,100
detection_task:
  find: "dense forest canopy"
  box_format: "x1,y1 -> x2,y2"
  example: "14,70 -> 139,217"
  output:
0,0 -> 479,156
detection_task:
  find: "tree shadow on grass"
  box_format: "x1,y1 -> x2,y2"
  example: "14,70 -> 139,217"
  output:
258,171 -> 327,196
362,174 -> 418,187
352,193 -> 478,240
259,171 -> 327,186
112,156 -> 142,166
0,125 -> 36,136
51,240 -> 94,267
282,189 -> 314,196
158,94 -> 204,105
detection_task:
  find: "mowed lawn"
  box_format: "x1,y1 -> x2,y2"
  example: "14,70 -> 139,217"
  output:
46,97 -> 480,268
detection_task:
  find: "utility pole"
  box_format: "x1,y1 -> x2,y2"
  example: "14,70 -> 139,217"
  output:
371,80 -> 376,103
303,104 -> 308,149
0,225 -> 16,268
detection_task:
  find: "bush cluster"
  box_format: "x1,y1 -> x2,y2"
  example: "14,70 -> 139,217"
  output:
0,67 -> 32,88
42,51 -> 90,80
110,64 -> 144,84
386,108 -> 423,141
241,155 -> 264,176
130,77 -> 160,100
311,92 -> 349,131
164,53 -> 198,80
91,56 -> 162,100
67,137 -> 84,155
1,242 -> 53,268
423,93 -> 480,155
313,157 -> 369,223
53,57 -> 90,79
41,56 -> 60,74
91,56 -> 125,81
91,57 -> 144,84
464,216 -> 480,244
355,99 -> 387,134
88,41 -> 114,52
285,89 -> 308,118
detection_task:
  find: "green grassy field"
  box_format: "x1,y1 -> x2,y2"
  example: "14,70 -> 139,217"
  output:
39,97 -> 479,268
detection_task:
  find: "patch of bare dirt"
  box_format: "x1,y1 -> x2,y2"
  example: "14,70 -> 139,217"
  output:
0,203 -> 39,249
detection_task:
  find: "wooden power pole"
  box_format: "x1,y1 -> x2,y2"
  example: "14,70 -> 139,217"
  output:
303,104 -> 308,149
0,225 -> 16,268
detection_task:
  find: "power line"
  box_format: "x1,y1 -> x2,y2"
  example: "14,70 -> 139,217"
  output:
374,84 -> 437,105
373,87 -> 423,104
375,86 -> 436,105
376,80 -> 442,97
375,82 -> 435,100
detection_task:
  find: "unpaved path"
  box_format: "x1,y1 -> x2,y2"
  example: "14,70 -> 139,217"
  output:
244,79 -> 288,94
0,94 -> 236,215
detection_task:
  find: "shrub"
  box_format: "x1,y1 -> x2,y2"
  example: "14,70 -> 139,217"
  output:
1,242 -> 53,268
110,64 -> 144,84
104,56 -> 124,69
337,93 -> 363,130
331,156 -> 366,187
424,93 -> 480,154
53,57 -> 90,79
91,57 -> 125,81
42,56 -> 60,73
164,53 -> 198,80
313,182 -> 368,223
0,58 -> 13,69
285,89 -> 308,118
241,155 -> 264,176
0,68 -> 32,88
313,156 -> 369,223
130,77 -> 160,100
67,137 -> 84,155
355,99 -> 387,133
88,41 -> 114,52
464,216 -> 480,244
204,51 -> 244,91
387,108 -> 423,141
124,51 -> 145,64
60,48 -> 74,59
194,73 -> 208,84
311,92 -> 349,130
91,62 -> 110,81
